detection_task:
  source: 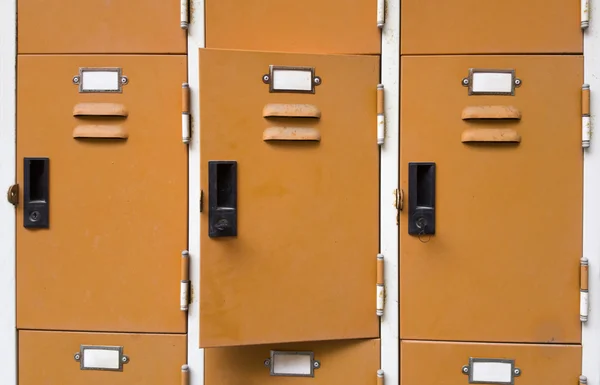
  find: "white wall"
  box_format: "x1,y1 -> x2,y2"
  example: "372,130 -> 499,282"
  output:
0,0 -> 17,384
583,2 -> 600,383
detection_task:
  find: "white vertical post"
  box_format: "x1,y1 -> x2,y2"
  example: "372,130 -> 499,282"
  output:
583,0 -> 600,382
380,0 -> 400,382
0,0 -> 16,384
187,1 -> 205,384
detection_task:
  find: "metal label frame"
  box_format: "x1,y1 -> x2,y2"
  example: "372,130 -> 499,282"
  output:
262,65 -> 321,94
73,67 -> 128,94
74,345 -> 130,372
265,350 -> 320,377
462,357 -> 521,385
464,68 -> 519,96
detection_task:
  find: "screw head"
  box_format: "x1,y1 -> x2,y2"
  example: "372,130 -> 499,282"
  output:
74,353 -> 81,361
73,76 -> 80,84
264,359 -> 271,367
462,78 -> 469,86
314,77 -> 321,85
122,355 -> 129,363
313,361 -> 320,369
514,78 -> 522,86
262,75 -> 270,83
121,76 -> 128,85
514,368 -> 521,376
462,365 -> 469,374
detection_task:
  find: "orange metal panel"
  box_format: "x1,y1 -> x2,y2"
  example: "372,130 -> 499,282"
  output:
402,340 -> 581,385
16,55 -> 188,333
199,48 -> 380,347
205,0 -> 380,54
401,1 -> 582,54
19,330 -> 186,385
18,0 -> 186,54
400,55 -> 583,343
206,339 -> 380,384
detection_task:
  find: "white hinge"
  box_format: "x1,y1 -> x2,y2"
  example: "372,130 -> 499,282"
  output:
583,84 -> 591,148
581,257 -> 589,322
181,0 -> 189,29
182,83 -> 191,144
580,375 -> 588,385
582,0 -> 590,29
377,254 -> 385,316
377,0 -> 385,28
181,250 -> 190,311
377,84 -> 385,145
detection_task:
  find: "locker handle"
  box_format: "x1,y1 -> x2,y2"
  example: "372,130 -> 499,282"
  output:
73,103 -> 128,117
208,161 -> 238,238
263,127 -> 321,142
408,162 -> 435,236
262,104 -> 321,119
73,125 -> 128,139
461,128 -> 521,143
461,105 -> 521,120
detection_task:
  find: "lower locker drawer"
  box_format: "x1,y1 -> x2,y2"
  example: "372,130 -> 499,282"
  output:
205,338 -> 380,384
401,340 -> 581,385
19,330 -> 186,384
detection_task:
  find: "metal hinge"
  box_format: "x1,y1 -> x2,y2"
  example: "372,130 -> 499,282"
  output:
6,184 -> 18,206
581,257 -> 589,322
182,83 -> 191,144
377,254 -> 385,316
377,369 -> 384,385
582,84 -> 591,148
581,375 -> 588,385
377,0 -> 385,28
199,189 -> 204,212
181,250 -> 190,311
377,84 -> 385,145
582,0 -> 590,29
182,364 -> 190,385
394,188 -> 403,225
181,0 -> 189,29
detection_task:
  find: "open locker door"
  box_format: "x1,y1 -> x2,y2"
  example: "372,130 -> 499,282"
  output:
198,48 -> 380,348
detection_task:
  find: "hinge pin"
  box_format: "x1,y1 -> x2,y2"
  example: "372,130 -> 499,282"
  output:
580,375 -> 588,385
582,84 -> 591,148
377,0 -> 385,28
182,364 -> 190,385
582,0 -> 590,29
377,369 -> 384,385
181,251 -> 190,311
581,257 -> 589,322
377,84 -> 385,145
180,0 -> 189,29
377,254 -> 385,316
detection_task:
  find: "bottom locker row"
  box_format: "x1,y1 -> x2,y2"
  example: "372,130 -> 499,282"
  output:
18,331 -> 580,384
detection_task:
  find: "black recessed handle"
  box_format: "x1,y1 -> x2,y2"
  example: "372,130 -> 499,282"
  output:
408,162 -> 435,236
23,157 -> 50,229
208,161 -> 238,238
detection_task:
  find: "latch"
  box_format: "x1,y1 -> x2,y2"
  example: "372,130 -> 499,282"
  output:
6,184 -> 18,206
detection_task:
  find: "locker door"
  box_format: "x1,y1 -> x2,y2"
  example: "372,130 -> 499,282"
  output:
199,48 -> 380,348
16,55 -> 188,333
398,54 -> 583,384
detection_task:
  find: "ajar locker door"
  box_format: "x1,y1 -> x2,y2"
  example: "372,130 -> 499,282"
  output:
399,55 -> 583,384
198,48 -> 382,383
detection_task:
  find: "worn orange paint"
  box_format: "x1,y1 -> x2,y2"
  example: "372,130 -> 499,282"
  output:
205,0 -> 380,54
402,340 -> 581,384
401,0 -> 582,54
18,0 -> 186,54
206,339 -> 380,384
19,330 -> 186,385
199,48 -> 380,347
400,55 -> 583,343
16,55 -> 188,333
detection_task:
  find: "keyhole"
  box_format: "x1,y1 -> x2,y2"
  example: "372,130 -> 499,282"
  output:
416,217 -> 426,229
29,211 -> 40,222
